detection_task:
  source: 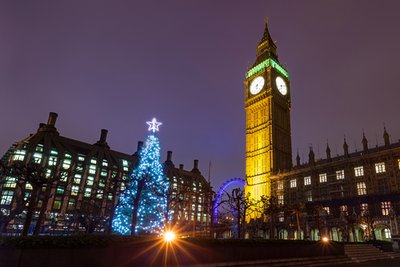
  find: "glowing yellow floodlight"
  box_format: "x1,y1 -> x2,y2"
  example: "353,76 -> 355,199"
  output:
163,231 -> 176,242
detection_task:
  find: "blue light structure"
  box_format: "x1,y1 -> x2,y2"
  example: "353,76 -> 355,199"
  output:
112,118 -> 169,235
213,178 -> 245,223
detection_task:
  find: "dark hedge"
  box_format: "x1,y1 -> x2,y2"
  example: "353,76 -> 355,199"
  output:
0,235 -> 339,249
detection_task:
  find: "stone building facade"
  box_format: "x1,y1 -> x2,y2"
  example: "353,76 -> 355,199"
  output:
0,112 -> 211,236
244,21 -> 400,242
270,135 -> 400,242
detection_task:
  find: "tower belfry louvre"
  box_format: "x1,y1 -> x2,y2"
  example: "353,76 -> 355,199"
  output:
244,21 -> 292,204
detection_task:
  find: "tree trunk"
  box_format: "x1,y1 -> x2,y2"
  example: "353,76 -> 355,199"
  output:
22,187 -> 39,236
33,181 -> 53,235
106,188 -> 118,234
131,179 -> 145,235
236,197 -> 241,239
271,215 -> 276,239
296,212 -> 301,240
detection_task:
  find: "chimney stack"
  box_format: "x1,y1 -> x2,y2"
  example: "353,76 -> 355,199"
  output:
191,159 -> 200,173
179,164 -> 184,170
47,112 -> 58,127
164,151 -> 174,167
99,129 -> 108,144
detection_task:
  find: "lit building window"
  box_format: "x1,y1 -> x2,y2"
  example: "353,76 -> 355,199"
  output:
357,182 -> 367,195
71,186 -> 79,196
354,166 -> 364,177
102,160 -> 108,167
67,200 -> 75,210
12,149 -> 26,161
63,159 -> 71,169
53,200 -> 61,210
384,229 -> 391,239
74,174 -> 81,185
398,159 -> 400,170
48,155 -> 57,166
86,176 -> 94,186
84,188 -> 92,197
4,177 -> 17,188
381,201 -> 391,216
89,165 -> 96,174
33,153 -> 42,163
56,187 -> 64,195
319,173 -> 327,183
278,212 -> 284,222
277,181 -> 283,190
375,162 -> 386,173
336,170 -> 345,180
304,176 -> 311,186
90,159 -> 97,164
278,195 -> 284,205
45,169 -> 52,178
305,190 -> 312,202
340,205 -> 348,216
78,155 -> 85,161
0,191 -> 14,205
290,179 -> 297,188
361,203 -> 368,216
323,207 -> 330,215
76,165 -> 83,173
36,144 -> 44,152
96,190 -> 103,199
60,172 -> 68,182
25,182 -> 33,190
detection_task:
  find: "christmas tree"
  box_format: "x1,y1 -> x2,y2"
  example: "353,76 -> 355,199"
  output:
112,118 -> 169,235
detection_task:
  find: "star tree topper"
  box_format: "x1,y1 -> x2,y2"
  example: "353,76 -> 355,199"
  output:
146,118 -> 162,133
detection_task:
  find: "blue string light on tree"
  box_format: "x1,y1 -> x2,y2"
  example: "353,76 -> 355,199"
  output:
112,118 -> 169,235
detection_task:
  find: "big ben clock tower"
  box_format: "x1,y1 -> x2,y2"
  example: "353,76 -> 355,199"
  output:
244,21 -> 292,207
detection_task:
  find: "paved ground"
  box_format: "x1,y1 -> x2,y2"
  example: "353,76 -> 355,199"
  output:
337,258 -> 400,267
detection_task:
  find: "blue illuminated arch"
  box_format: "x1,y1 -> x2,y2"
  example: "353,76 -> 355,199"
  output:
213,178 -> 245,223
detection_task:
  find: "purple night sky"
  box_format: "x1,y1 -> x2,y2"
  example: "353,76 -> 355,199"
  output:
1,1 -> 400,189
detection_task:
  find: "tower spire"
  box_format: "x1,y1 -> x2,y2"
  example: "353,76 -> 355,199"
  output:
362,131 -> 368,152
296,149 -> 301,166
326,140 -> 331,160
256,18 -> 278,64
383,125 -> 390,147
308,146 -> 315,164
343,136 -> 349,157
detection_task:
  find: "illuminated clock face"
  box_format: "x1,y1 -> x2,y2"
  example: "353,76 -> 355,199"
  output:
275,76 -> 287,95
249,76 -> 265,95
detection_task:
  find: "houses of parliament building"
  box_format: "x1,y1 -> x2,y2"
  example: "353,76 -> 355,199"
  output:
244,21 -> 400,242
0,113 -> 211,236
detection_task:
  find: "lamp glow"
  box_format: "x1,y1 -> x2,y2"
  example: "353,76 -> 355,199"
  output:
164,231 -> 176,242
322,236 -> 329,243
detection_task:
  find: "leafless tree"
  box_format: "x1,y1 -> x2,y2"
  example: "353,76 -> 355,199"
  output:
223,188 -> 259,238
260,195 -> 282,239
